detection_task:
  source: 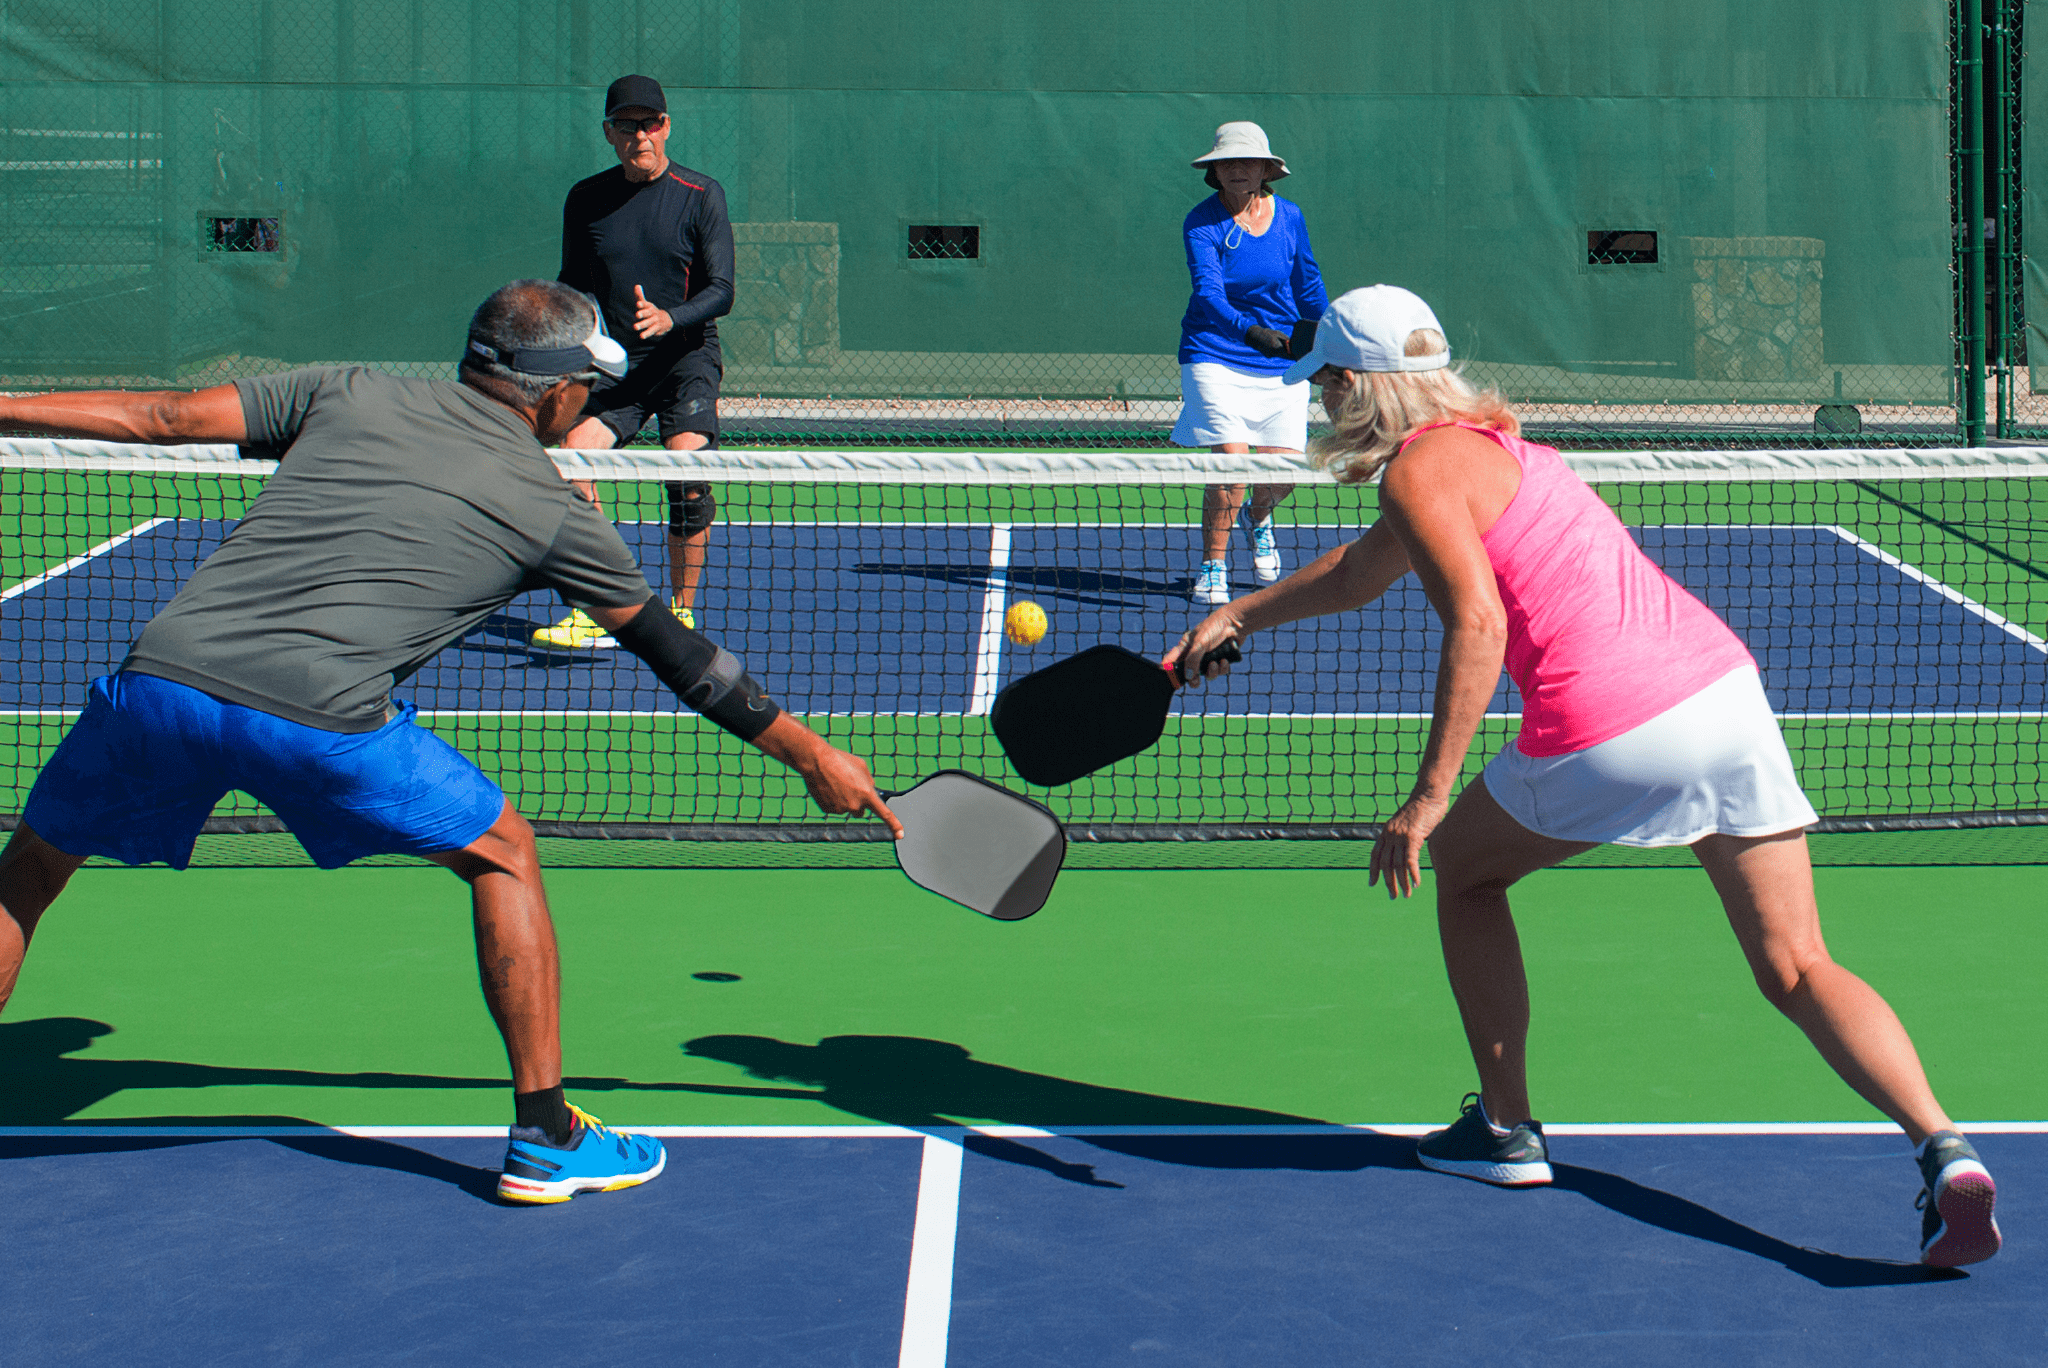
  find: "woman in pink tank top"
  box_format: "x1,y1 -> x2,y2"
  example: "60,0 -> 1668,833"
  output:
1164,286 -> 1999,1267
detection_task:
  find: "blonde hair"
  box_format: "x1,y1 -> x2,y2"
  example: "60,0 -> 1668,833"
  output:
1309,329 -> 1519,484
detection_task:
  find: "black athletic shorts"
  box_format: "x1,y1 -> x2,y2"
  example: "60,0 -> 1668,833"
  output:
583,349 -> 721,444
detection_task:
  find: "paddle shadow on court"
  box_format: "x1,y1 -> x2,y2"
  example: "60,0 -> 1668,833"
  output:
681,1033 -> 1957,1286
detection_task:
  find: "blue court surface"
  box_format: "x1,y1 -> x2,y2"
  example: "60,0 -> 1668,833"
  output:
2,1125 -> 2038,1365
4,519 -> 2044,717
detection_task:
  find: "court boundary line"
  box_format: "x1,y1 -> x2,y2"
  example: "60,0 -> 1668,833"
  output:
1820,523 -> 2048,652
5,1121 -> 2043,1139
0,517 -> 170,602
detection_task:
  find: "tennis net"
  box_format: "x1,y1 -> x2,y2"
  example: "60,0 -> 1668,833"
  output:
4,440 -> 2045,843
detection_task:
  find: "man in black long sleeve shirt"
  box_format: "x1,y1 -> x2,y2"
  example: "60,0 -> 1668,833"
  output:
536,73 -> 736,647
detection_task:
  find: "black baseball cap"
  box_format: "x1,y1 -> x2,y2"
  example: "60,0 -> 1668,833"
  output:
605,75 -> 666,118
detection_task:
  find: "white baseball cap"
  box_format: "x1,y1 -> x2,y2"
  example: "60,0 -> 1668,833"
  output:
1283,285 -> 1450,382
1191,121 -> 1290,180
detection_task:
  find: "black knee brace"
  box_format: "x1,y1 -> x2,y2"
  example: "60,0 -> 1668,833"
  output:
666,481 -> 715,536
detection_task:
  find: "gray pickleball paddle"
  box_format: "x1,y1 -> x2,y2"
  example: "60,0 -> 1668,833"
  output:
886,771 -> 1066,921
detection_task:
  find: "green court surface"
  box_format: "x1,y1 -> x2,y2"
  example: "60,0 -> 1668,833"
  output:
3,858 -> 2039,1130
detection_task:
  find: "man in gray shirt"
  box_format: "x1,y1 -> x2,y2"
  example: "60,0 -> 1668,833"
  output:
0,279 -> 902,1203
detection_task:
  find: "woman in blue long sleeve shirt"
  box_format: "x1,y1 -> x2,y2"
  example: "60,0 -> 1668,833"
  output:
1173,122 -> 1328,605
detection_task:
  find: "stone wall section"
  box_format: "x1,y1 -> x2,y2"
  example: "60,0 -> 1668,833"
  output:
1685,236 -> 1824,383
726,222 -> 839,368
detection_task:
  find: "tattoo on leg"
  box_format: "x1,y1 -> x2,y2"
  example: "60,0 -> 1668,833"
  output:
483,953 -> 515,993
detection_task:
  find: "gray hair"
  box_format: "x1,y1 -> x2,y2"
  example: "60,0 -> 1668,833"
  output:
461,279 -> 599,408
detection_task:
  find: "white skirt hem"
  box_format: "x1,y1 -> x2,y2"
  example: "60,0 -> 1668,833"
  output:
1170,361 -> 1309,451
1481,666 -> 1819,848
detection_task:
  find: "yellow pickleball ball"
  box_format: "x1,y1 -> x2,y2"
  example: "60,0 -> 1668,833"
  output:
1004,599 -> 1048,647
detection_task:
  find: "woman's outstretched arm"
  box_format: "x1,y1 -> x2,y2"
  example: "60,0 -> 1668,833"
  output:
1166,516 -> 1411,680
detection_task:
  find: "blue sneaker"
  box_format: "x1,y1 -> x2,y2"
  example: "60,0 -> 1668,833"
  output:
497,1104 -> 666,1204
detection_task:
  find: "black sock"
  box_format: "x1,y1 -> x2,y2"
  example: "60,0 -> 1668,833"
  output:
514,1086 -> 577,1147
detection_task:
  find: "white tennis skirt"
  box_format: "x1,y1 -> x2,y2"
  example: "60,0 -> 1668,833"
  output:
1170,361 -> 1310,451
1482,666 -> 1820,847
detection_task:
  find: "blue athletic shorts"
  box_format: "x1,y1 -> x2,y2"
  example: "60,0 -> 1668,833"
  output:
22,672 -> 507,870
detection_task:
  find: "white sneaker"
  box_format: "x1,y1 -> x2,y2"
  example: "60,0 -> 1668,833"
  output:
1191,560 -> 1231,605
1250,520 -> 1283,582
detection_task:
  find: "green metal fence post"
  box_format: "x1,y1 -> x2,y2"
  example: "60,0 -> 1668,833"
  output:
1997,0 -> 2026,437
1961,0 -> 1989,445
1988,0 -> 2010,435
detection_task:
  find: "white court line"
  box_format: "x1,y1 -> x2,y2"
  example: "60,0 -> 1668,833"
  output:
5,1122 -> 2044,1139
1652,522 -> 2048,652
1822,523 -> 2048,652
898,1133 -> 965,1368
965,524 -> 1013,717
0,518 -> 170,603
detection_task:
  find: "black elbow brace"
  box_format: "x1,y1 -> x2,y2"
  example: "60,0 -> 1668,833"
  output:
611,596 -> 781,742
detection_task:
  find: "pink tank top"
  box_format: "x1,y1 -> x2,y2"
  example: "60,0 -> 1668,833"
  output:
1409,423 -> 1755,757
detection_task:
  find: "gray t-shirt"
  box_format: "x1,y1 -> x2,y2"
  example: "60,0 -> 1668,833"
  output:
123,366 -> 653,732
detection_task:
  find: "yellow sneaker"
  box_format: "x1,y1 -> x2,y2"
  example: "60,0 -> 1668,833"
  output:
669,596 -> 696,630
529,608 -> 617,650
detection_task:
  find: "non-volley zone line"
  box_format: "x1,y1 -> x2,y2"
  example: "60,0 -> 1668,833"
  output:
10,1122 -> 2040,1365
0,517 -> 170,601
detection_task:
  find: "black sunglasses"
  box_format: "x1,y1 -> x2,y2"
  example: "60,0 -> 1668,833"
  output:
607,115 -> 666,135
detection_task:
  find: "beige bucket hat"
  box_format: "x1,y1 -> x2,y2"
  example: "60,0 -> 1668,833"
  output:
1191,121 -> 1290,179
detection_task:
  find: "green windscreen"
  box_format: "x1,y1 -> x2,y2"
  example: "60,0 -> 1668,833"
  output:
0,1 -> 1958,439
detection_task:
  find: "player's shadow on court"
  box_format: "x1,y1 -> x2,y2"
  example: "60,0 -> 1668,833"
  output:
0,1016 -> 668,1204
0,1132 -> 508,1202
854,561 -> 1192,608
681,1033 -> 1959,1286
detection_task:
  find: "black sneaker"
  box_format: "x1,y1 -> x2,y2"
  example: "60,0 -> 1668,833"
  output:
1416,1093 -> 1553,1187
1916,1130 -> 2000,1267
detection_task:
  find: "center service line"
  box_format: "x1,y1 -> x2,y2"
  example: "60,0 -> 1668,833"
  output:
898,1131 -> 966,1368
966,524 -> 1014,716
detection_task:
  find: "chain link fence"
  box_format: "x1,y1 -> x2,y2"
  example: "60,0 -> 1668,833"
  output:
0,0 -> 2015,449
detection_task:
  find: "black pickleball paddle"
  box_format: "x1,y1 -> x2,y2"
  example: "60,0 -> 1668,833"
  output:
885,770 -> 1066,920
1289,318 -> 1319,361
989,642 -> 1240,788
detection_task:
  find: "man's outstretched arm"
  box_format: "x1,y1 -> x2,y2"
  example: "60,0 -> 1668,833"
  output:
0,385 -> 247,444
590,597 -> 904,837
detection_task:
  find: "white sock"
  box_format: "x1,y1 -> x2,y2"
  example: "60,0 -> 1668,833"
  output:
1479,1098 -> 1513,1138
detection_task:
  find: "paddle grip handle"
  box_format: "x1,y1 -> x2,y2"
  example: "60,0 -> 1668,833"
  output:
1169,641 -> 1241,685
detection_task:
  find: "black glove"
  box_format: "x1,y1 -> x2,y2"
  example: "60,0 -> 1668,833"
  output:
1244,326 -> 1292,358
